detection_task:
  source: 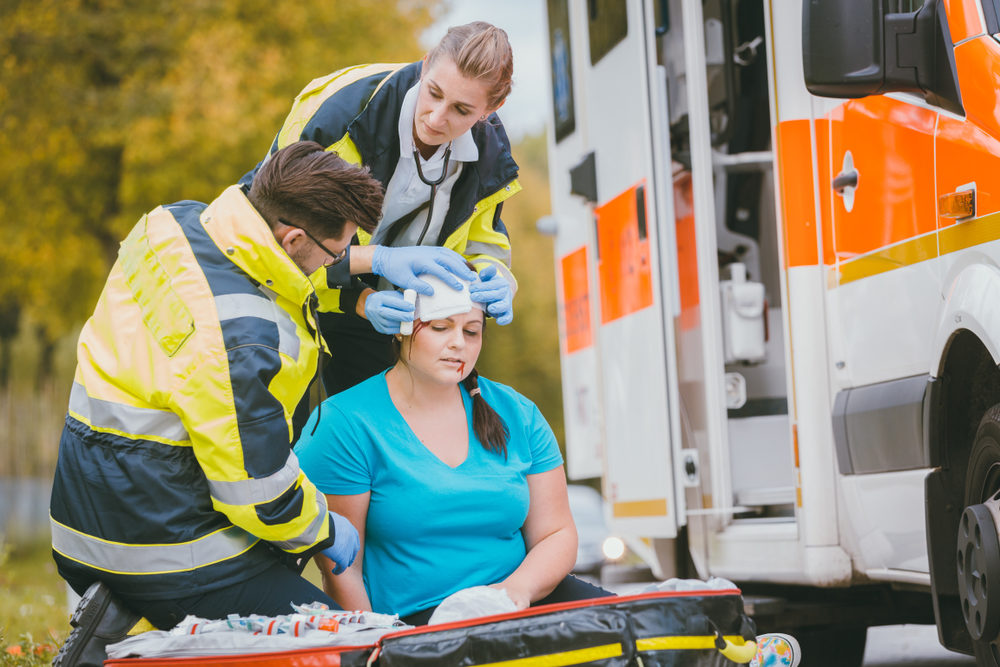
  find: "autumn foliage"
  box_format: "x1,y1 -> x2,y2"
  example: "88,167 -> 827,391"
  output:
0,0 -> 565,477
0,0 -> 437,362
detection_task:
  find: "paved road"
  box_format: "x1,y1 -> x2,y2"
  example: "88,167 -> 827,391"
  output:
862,625 -> 974,666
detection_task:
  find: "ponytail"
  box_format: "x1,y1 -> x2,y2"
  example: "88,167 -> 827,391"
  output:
462,369 -> 509,458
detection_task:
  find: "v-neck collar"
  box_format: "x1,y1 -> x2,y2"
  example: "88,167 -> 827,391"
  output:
378,371 -> 474,470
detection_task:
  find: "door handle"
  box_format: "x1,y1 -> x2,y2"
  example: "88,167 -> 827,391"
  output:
833,168 -> 858,194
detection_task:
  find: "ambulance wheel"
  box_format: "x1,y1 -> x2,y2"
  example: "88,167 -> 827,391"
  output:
962,405 -> 1000,666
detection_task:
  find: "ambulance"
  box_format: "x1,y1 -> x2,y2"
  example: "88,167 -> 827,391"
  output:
540,1 -> 1000,664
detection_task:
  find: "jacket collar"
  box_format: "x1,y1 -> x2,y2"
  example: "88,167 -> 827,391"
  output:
200,185 -> 314,306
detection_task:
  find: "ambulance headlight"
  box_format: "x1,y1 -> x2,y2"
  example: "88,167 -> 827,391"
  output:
602,536 -> 626,561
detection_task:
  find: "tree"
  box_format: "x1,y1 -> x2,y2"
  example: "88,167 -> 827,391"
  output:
0,0 -> 437,380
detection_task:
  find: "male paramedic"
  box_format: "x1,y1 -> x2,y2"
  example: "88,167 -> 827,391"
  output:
50,140 -> 478,666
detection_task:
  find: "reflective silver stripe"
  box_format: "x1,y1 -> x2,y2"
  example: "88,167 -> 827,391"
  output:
215,293 -> 300,360
51,518 -> 258,574
208,452 -> 301,506
69,383 -> 189,442
271,488 -> 328,551
464,241 -> 511,267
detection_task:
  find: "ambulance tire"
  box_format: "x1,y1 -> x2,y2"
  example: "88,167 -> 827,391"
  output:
963,405 -> 1000,667
794,625 -> 866,667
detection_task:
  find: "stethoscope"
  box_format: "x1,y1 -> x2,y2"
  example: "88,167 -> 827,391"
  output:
412,143 -> 452,245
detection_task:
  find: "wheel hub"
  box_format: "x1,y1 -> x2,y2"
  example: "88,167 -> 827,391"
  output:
957,502 -> 1000,641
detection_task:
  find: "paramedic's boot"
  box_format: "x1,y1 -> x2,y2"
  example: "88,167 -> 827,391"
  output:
749,632 -> 801,667
54,581 -> 140,667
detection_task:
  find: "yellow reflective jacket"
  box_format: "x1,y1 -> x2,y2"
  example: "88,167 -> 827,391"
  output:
50,186 -> 334,598
241,61 -> 521,313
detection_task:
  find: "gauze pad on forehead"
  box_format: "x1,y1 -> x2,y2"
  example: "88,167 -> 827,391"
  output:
399,274 -> 482,335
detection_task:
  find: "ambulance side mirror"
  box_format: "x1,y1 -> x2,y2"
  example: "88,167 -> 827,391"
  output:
802,0 -> 963,116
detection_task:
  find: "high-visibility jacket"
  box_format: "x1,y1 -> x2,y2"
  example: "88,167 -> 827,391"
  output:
50,185 -> 338,599
242,60 -> 521,314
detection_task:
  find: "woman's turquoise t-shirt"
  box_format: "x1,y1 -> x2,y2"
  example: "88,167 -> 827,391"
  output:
294,372 -> 563,618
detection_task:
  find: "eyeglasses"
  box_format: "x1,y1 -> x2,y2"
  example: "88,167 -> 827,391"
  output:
279,218 -> 348,266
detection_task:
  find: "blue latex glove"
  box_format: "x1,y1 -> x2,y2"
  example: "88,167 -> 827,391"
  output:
364,290 -> 415,334
469,264 -> 514,325
371,246 -> 477,295
321,511 -> 360,575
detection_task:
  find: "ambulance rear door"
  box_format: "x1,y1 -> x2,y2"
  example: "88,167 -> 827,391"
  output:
548,0 -> 686,538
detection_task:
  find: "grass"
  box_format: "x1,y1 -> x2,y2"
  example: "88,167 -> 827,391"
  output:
0,538 -> 330,665
0,540 -> 67,665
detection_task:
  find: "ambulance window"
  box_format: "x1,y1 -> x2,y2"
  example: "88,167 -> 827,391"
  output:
983,0 -> 1000,38
587,0 -> 628,65
547,0 -> 576,142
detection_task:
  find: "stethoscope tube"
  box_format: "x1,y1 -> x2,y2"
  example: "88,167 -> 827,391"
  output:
412,144 -> 452,246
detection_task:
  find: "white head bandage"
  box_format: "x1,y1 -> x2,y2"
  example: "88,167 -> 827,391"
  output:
400,274 -> 482,335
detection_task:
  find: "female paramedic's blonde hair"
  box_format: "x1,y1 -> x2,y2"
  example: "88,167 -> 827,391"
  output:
426,21 -> 514,110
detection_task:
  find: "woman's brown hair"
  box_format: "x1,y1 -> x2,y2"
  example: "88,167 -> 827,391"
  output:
426,21 -> 514,110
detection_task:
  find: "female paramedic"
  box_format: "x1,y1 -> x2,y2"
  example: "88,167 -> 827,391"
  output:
242,21 -> 520,394
294,276 -> 611,625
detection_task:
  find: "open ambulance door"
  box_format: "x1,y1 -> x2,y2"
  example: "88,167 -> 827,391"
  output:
545,0 -> 686,547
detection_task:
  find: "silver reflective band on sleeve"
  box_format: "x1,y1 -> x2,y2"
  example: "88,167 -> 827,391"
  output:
69,383 -> 189,443
464,241 -> 511,267
215,293 -> 300,360
208,452 -> 301,506
271,488 -> 328,551
50,518 -> 259,574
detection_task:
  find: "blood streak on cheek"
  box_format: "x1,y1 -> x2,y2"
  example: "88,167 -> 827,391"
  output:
459,362 -> 466,375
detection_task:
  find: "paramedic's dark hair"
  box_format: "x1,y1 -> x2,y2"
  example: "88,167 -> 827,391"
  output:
248,140 -> 383,238
427,21 -> 513,110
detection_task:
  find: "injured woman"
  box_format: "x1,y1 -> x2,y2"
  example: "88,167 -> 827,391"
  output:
294,273 -> 611,625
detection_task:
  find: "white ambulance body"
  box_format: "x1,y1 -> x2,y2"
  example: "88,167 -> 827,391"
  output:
542,1 -> 1000,664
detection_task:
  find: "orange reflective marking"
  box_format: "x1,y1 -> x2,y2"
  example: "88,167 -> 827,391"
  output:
830,96 -> 938,262
939,38 -> 1000,230
943,0 -> 982,44
673,171 -> 700,330
595,182 -> 654,324
953,38 -> 1000,141
559,246 -> 593,354
775,119 -> 824,267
